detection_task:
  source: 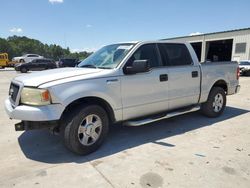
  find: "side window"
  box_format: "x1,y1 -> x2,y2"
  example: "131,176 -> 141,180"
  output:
159,43 -> 193,66
128,44 -> 161,68
28,55 -> 38,57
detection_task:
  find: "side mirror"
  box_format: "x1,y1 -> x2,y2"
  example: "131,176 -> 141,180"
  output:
124,60 -> 150,75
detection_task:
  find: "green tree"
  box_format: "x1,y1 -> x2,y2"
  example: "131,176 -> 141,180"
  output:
0,35 -> 91,61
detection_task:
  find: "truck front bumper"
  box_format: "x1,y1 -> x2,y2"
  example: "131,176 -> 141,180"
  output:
4,98 -> 64,121
15,121 -> 59,131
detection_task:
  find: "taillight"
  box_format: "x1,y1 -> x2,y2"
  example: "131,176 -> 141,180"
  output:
237,67 -> 240,80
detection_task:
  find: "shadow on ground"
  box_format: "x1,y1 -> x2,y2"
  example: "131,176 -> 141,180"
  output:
18,106 -> 249,164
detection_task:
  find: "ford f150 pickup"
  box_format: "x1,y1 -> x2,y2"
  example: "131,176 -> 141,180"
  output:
4,41 -> 240,155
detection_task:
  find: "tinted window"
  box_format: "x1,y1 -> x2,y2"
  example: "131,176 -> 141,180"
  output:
66,59 -> 76,64
28,55 -> 38,57
159,43 -> 192,66
61,59 -> 77,65
128,44 -> 160,68
36,59 -> 47,63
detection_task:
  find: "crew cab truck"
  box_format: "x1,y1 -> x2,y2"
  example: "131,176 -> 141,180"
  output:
4,41 -> 240,155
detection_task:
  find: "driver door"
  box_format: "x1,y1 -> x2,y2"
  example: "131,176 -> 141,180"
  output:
121,43 -> 169,120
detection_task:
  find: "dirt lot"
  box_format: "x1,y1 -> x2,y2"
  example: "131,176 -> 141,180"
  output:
0,68 -> 250,188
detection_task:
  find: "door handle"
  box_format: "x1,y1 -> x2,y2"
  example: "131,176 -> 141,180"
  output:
192,71 -> 198,78
106,79 -> 118,84
159,74 -> 168,82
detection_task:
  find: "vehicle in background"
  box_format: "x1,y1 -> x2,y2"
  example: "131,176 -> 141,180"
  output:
12,54 -> 43,63
15,58 -> 56,73
239,61 -> 250,76
58,58 -> 79,67
0,53 -> 18,68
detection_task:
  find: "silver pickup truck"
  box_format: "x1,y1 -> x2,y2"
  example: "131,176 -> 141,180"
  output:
5,41 -> 240,155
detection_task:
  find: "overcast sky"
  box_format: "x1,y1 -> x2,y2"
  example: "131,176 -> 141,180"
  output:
1,0 -> 250,52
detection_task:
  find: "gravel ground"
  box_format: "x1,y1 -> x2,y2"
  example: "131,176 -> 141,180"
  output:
0,68 -> 249,188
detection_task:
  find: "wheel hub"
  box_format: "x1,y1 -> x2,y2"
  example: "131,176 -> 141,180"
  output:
85,123 -> 94,136
213,93 -> 223,112
78,114 -> 102,146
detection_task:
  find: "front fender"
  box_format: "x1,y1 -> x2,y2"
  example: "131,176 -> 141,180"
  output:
47,78 -> 122,114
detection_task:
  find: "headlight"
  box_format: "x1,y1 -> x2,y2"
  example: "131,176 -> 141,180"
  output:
20,88 -> 51,106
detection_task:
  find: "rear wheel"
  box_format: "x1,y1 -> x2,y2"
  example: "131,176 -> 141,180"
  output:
61,105 -> 109,155
201,87 -> 226,118
20,67 -> 28,73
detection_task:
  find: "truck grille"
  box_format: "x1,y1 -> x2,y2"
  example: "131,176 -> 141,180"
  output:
9,83 -> 20,104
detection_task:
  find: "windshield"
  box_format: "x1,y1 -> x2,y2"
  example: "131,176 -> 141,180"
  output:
78,43 -> 135,69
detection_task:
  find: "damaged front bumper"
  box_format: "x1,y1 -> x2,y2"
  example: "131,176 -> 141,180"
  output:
15,120 -> 59,131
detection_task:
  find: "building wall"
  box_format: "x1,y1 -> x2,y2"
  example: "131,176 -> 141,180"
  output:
231,34 -> 250,61
165,29 -> 250,62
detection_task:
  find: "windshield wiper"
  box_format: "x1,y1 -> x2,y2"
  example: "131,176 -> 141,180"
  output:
80,64 -> 97,68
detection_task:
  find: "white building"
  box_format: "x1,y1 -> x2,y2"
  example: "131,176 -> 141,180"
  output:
164,28 -> 250,62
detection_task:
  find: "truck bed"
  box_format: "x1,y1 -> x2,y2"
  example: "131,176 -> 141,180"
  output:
199,61 -> 239,103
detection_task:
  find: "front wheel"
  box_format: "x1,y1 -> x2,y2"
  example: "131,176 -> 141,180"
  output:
201,87 -> 226,118
61,105 -> 109,155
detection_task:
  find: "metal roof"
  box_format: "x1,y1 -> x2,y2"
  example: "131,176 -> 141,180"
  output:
162,27 -> 250,40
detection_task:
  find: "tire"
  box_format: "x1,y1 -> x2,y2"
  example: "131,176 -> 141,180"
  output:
20,67 -> 28,73
201,87 -> 226,118
20,59 -> 25,63
61,105 -> 109,155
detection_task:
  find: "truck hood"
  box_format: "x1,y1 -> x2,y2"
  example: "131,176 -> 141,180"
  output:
14,68 -> 104,87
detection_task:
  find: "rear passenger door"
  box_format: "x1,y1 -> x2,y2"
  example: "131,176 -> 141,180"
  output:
29,60 -> 39,70
40,60 -> 50,70
32,59 -> 45,70
158,43 -> 200,110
